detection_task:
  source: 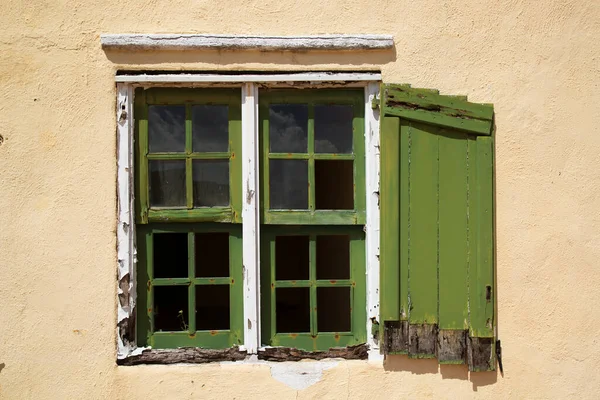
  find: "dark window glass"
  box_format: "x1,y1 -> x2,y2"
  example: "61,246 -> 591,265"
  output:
317,287 -> 351,332
148,105 -> 186,153
154,286 -> 189,332
316,235 -> 350,280
269,160 -> 308,210
195,232 -> 229,278
196,285 -> 230,330
276,288 -> 310,333
315,160 -> 354,210
314,105 -> 353,153
193,160 -> 229,207
192,105 -> 229,153
269,104 -> 308,153
149,160 -> 186,207
153,233 -> 188,278
275,236 -> 309,281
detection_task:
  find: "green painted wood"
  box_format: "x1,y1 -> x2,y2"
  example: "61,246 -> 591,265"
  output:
407,121 -> 439,325
379,115 -> 400,322
187,232 -> 196,334
384,107 -> 492,136
384,85 -> 493,122
260,89 -> 365,225
147,208 -> 234,223
438,130 -> 469,330
135,88 -> 242,224
261,226 -> 365,350
470,136 -> 495,339
263,210 -> 362,225
135,88 -> 149,224
138,224 -> 243,349
309,235 -> 317,335
399,120 -> 410,322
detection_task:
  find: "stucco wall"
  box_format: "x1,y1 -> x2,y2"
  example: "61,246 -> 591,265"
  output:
1,0 -> 599,398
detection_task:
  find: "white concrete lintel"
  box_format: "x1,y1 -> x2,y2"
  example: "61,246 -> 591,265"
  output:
101,34 -> 394,52
115,72 -> 382,84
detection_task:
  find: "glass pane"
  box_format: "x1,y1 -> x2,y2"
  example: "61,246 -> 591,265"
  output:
149,160 -> 186,207
276,288 -> 310,333
148,105 -> 186,153
193,160 -> 229,207
192,105 -> 229,153
275,236 -> 309,281
317,287 -> 351,332
269,160 -> 308,210
315,160 -> 354,210
315,105 -> 353,153
153,233 -> 188,278
154,286 -> 188,332
195,232 -> 229,278
316,235 -> 350,280
196,285 -> 230,330
269,104 -> 308,153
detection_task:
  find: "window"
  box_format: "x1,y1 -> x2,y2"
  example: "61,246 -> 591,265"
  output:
116,76 -> 496,371
131,84 -> 371,354
259,89 -> 366,349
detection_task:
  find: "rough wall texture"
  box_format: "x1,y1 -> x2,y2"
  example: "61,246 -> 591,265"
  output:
0,0 -> 599,398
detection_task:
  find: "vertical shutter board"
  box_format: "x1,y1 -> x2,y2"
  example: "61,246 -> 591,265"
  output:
379,116 -> 401,325
406,121 -> 439,357
468,136 -> 495,339
437,131 -> 470,364
399,121 -> 410,323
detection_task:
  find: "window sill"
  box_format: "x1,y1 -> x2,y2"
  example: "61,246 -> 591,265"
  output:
116,344 -> 369,365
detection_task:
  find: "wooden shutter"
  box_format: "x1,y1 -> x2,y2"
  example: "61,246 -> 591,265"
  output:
379,84 -> 495,371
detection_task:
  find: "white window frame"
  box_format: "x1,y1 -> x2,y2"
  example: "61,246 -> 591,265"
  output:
116,72 -> 382,360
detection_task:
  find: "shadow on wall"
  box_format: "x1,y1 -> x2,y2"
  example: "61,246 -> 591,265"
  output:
102,48 -> 397,68
384,355 -> 497,391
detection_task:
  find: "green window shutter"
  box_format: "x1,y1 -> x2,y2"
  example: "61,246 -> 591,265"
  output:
379,84 -> 495,371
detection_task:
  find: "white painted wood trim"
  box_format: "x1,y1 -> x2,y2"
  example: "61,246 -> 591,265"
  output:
116,83 -> 137,358
101,34 -> 394,52
241,83 -> 261,353
365,83 -> 383,360
115,72 -> 382,84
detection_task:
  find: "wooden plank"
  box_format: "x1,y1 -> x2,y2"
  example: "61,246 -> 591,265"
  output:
385,85 -> 493,122
383,106 -> 492,136
351,230 -> 367,345
382,320 -> 407,354
437,329 -> 467,364
263,210 -> 361,225
135,88 -> 149,224
407,121 -> 439,327
467,337 -> 494,372
399,120 -> 410,321
230,97 -> 243,223
258,343 -> 368,361
469,136 -> 495,339
438,130 -> 469,331
408,324 -> 437,358
118,346 -> 247,365
379,115 -> 400,322
187,233 -> 196,334
147,208 -> 234,223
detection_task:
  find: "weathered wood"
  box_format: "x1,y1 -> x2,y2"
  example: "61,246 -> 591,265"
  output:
258,344 -> 368,362
101,34 -> 394,52
382,320 -> 407,354
437,330 -> 467,364
118,346 -> 247,366
467,337 -> 494,371
408,324 -> 437,358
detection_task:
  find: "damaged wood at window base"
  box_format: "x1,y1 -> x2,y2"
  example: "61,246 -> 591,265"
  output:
117,346 -> 248,366
258,343 -> 368,361
382,321 -> 495,372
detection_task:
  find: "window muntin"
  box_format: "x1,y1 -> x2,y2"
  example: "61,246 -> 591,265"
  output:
260,226 -> 366,349
260,89 -> 366,225
135,88 -> 242,224
136,224 -> 244,349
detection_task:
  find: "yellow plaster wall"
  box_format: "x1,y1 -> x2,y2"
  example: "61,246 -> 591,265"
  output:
0,0 -> 599,398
